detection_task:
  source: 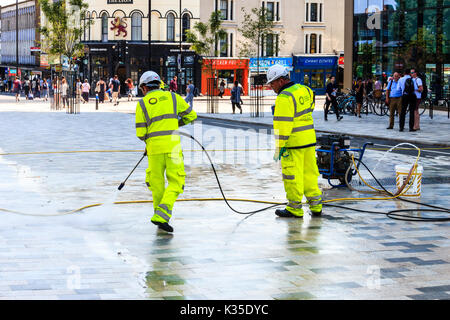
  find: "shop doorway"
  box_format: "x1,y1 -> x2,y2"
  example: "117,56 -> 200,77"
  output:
116,65 -> 127,95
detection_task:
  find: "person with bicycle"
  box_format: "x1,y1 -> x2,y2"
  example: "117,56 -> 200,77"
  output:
324,76 -> 342,121
385,72 -> 403,130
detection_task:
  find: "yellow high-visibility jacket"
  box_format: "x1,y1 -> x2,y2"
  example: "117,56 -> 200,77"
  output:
273,83 -> 316,149
135,89 -> 197,154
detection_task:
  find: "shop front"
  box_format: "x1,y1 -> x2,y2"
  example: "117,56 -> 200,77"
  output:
201,58 -> 250,96
291,56 -> 338,95
84,42 -> 200,96
352,0 -> 449,99
249,57 -> 293,95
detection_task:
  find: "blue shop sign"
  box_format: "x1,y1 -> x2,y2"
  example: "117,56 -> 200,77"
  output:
294,56 -> 337,68
249,57 -> 293,72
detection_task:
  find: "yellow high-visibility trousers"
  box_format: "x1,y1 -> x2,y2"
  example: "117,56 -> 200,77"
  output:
145,151 -> 186,223
281,146 -> 322,216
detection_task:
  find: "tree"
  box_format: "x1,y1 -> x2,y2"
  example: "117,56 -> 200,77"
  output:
39,0 -> 91,72
185,11 -> 227,57
238,7 -> 285,65
185,11 -> 226,101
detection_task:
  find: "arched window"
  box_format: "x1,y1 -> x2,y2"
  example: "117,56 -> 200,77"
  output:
167,13 -> 175,42
101,13 -> 108,42
310,33 -> 317,54
131,12 -> 142,41
182,14 -> 190,42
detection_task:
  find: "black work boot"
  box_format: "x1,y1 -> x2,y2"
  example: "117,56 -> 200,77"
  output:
275,209 -> 302,218
151,220 -> 174,233
311,210 -> 322,217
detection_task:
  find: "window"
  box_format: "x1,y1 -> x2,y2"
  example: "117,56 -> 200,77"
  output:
266,2 -> 275,21
306,2 -> 322,22
131,12 -> 142,41
265,34 -> 274,56
310,3 -> 318,22
101,13 -> 108,42
182,14 -> 190,42
319,34 -> 322,53
310,33 -> 317,53
167,13 -> 175,41
220,33 -> 227,57
220,0 -> 228,20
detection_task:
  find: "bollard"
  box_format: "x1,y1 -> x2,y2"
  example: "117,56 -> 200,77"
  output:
95,93 -> 99,110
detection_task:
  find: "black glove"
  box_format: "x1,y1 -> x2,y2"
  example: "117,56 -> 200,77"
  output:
143,149 -> 147,156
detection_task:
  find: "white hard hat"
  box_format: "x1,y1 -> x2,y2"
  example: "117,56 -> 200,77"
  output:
139,71 -> 161,88
266,64 -> 289,84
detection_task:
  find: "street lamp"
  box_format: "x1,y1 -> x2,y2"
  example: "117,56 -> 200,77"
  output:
148,0 -> 152,70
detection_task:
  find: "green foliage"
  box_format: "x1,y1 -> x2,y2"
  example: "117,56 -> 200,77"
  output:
38,0 -> 91,65
185,11 -> 226,57
238,7 -> 284,58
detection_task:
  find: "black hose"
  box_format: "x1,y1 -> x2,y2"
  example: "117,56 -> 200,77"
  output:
180,132 -> 285,215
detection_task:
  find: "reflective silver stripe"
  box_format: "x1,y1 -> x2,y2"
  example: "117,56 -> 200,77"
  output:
282,174 -> 295,180
155,209 -> 171,222
288,201 -> 302,209
309,200 -> 322,206
275,135 -> 289,140
159,204 -> 172,215
280,90 -> 297,114
292,124 -> 314,133
147,130 -> 178,138
179,105 -> 193,117
307,195 -> 322,201
139,99 -> 151,126
138,135 -> 146,141
171,92 -> 177,115
150,114 -> 177,123
136,122 -> 147,128
273,116 -> 293,122
295,107 -> 313,117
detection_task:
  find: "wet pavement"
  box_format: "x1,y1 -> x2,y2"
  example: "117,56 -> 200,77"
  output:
0,95 -> 449,300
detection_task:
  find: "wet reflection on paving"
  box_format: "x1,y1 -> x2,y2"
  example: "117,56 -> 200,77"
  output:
0,112 -> 448,300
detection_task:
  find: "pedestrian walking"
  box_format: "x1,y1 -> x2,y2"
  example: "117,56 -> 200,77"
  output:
110,75 -> 121,106
42,77 -> 49,101
23,78 -> 30,100
13,77 -> 21,102
184,80 -> 195,109
96,78 -> 106,103
61,78 -> 69,108
0,78 -> 4,92
411,69 -> 423,131
385,72 -> 403,130
353,77 -> 364,117
135,71 -> 197,233
399,68 -> 417,132
81,79 -> 90,104
230,81 -> 243,114
219,79 -> 225,98
169,76 -> 178,92
126,78 -> 134,101
324,76 -> 342,121
267,64 -> 322,219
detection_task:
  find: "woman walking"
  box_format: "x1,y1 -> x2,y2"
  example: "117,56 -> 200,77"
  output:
42,77 -> 48,101
126,78 -> 134,101
96,78 -> 106,103
61,78 -> 69,108
230,81 -> 243,114
81,79 -> 90,104
13,77 -> 21,102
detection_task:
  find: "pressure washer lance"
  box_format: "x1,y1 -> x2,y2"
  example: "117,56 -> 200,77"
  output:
118,149 -> 147,190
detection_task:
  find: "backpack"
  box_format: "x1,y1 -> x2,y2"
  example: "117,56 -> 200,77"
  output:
420,76 -> 428,99
404,77 -> 415,96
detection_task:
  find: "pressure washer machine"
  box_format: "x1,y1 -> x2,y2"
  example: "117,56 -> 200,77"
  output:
316,134 -> 373,188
